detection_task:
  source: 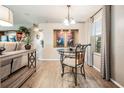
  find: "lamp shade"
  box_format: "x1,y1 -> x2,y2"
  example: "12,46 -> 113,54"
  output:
0,5 -> 13,26
64,18 -> 69,26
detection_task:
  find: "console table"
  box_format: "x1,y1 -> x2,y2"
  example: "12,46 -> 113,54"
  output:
0,49 -> 36,88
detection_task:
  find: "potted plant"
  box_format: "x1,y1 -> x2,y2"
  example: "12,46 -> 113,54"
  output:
24,36 -> 32,50
17,26 -> 32,50
16,26 -> 30,41
18,26 -> 30,36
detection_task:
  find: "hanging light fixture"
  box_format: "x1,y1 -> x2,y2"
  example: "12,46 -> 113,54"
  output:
0,5 -> 13,26
63,5 -> 76,26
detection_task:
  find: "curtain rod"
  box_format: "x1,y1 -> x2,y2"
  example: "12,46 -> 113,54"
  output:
90,8 -> 103,18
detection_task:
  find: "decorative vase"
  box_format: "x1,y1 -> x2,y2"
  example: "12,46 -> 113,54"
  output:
0,47 -> 6,55
25,44 -> 31,50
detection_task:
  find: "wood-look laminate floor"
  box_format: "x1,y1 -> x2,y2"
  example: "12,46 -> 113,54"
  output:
21,61 -> 118,88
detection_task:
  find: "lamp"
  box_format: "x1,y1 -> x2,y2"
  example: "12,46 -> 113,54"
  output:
0,5 -> 13,26
63,5 -> 76,26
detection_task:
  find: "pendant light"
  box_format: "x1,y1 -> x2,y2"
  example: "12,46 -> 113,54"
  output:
63,5 -> 76,26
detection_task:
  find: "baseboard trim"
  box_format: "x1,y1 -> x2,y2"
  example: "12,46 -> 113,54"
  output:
38,58 -> 59,61
110,78 -> 123,88
93,65 -> 100,72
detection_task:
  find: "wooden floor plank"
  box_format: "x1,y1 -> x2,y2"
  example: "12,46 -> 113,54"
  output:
21,61 -> 118,88
1,67 -> 36,88
8,68 -> 35,88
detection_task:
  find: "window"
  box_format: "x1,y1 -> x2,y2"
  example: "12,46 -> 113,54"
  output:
95,20 -> 102,53
53,29 -> 78,48
92,13 -> 102,53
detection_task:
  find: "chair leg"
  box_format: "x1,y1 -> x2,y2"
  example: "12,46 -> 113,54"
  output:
61,65 -> 64,77
72,67 -> 74,73
83,66 -> 86,79
80,65 -> 83,76
74,67 -> 77,86
80,65 -> 86,79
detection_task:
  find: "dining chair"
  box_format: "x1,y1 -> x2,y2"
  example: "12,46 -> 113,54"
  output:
61,44 -> 91,86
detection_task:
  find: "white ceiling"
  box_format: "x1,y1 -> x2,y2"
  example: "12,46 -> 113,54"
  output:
6,5 -> 102,24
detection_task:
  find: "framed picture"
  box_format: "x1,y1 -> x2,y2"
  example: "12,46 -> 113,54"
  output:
67,31 -> 74,47
53,29 -> 79,48
56,30 -> 64,47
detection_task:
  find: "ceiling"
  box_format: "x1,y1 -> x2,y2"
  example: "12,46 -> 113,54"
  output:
6,5 -> 102,24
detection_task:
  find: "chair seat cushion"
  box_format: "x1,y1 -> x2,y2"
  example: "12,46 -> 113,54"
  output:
63,58 -> 76,67
65,54 -> 75,58
63,57 -> 83,67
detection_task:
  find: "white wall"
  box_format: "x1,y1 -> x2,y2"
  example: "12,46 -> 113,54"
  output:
35,23 -> 86,60
111,6 -> 124,87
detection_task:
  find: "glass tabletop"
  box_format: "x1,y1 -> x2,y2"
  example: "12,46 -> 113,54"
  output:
57,48 -> 83,54
58,49 -> 74,53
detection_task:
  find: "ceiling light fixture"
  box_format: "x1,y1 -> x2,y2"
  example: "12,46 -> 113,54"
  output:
64,5 -> 76,26
0,5 -> 13,27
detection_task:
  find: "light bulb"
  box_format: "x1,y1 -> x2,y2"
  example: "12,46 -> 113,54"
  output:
64,19 -> 69,26
70,19 -> 76,24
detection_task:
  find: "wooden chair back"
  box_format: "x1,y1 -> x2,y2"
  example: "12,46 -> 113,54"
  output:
75,44 -> 91,65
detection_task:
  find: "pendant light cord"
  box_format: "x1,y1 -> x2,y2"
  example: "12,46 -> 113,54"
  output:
64,5 -> 75,25
67,5 -> 70,22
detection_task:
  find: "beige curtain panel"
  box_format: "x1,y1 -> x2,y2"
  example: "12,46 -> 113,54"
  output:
101,5 -> 111,80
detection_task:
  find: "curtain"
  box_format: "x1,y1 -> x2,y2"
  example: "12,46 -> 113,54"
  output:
101,6 -> 111,80
86,18 -> 93,66
0,60 -> 1,88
